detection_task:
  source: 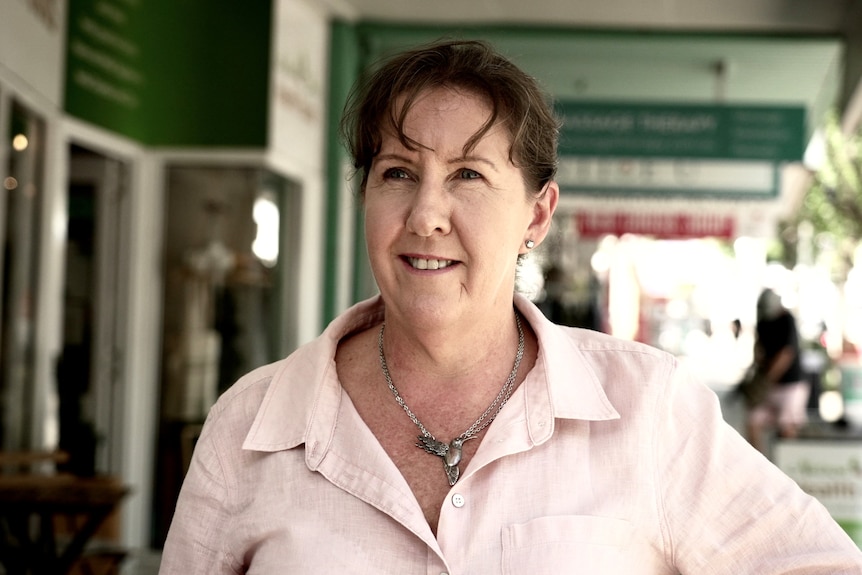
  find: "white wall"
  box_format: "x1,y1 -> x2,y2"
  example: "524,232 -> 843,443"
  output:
0,0 -> 67,107
268,0 -> 336,344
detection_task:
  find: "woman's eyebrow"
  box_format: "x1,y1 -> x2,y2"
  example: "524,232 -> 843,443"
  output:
373,152 -> 412,163
450,155 -> 498,171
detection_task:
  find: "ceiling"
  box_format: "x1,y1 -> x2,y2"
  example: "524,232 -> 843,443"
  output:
324,0 -> 855,34
321,0 -> 859,115
316,0 -> 861,218
319,1 -> 849,134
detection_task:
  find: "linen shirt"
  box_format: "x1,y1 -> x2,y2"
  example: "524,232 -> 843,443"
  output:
160,295 -> 862,574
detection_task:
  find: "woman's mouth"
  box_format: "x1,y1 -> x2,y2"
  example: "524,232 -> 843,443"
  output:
406,257 -> 454,270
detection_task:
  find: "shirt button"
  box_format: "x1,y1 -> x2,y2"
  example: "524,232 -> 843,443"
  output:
451,493 -> 466,508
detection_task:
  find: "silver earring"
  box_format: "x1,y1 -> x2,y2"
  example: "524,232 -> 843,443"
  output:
525,239 -> 535,249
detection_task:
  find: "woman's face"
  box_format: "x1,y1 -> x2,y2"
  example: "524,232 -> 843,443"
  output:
364,86 -> 557,330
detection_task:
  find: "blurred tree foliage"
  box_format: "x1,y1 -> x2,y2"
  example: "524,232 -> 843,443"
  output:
792,111 -> 862,276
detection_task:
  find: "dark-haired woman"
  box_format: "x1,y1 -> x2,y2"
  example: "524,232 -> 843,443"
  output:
160,40 -> 862,574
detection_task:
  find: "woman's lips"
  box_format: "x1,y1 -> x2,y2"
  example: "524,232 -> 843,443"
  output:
405,256 -> 455,270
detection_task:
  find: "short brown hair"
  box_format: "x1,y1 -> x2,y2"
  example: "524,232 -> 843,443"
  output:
340,39 -> 559,196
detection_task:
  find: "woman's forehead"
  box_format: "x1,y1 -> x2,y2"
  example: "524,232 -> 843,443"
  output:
392,85 -> 491,119
382,87 -> 511,152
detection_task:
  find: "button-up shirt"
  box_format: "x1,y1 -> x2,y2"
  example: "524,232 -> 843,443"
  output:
159,295 -> 862,574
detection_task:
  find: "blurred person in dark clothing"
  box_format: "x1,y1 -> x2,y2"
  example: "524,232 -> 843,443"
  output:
538,265 -> 573,325
746,288 -> 809,453
538,265 -> 603,331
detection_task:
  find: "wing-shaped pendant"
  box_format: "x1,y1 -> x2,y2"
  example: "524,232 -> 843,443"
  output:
416,435 -> 448,457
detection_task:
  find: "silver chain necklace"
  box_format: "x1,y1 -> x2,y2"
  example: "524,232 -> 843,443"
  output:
377,312 -> 525,486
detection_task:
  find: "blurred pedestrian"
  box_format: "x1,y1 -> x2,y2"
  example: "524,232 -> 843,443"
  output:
746,288 -> 809,453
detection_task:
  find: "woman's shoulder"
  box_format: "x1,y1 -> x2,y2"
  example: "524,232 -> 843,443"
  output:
559,325 -> 674,366
539,322 -> 680,404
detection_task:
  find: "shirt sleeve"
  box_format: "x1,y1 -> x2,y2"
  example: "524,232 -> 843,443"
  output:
655,364 -> 862,574
158,410 -> 243,575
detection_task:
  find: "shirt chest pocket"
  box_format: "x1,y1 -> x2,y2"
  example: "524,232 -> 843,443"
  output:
501,515 -> 635,575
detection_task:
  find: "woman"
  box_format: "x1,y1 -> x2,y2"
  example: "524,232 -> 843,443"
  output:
160,40 -> 862,573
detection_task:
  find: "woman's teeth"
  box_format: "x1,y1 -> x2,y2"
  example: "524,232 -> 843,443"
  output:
408,257 -> 452,270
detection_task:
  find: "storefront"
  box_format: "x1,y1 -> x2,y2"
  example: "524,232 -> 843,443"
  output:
1,0 -> 333,559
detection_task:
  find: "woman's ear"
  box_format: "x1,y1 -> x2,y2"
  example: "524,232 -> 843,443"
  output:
523,181 -> 559,251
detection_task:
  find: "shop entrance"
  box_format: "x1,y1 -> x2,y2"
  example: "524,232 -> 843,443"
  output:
57,144 -> 131,476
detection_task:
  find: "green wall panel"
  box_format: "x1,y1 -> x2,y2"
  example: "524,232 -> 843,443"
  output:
65,0 -> 271,146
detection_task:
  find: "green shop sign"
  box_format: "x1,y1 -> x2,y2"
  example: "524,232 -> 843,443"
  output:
557,101 -> 806,162
64,0 -> 271,146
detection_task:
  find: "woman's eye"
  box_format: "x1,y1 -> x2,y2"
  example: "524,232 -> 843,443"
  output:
383,167 -> 410,180
459,169 -> 482,180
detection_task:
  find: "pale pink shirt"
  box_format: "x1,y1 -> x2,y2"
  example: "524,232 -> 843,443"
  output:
160,295 -> 862,574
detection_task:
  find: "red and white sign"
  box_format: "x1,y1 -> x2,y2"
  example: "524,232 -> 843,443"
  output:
574,211 -> 735,239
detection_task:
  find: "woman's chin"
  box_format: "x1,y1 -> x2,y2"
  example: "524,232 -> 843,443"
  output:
384,293 -> 461,328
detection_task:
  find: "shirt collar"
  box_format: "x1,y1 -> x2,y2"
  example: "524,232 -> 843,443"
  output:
514,292 -> 620,423
242,296 -> 384,453
242,294 -> 619,454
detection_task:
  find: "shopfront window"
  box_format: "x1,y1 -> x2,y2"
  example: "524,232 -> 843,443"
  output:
153,164 -> 296,545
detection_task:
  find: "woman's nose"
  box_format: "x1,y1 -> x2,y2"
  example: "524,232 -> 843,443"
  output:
405,180 -> 451,237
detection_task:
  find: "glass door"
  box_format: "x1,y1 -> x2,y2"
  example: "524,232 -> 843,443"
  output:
0,99 -> 45,452
57,144 -> 130,475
